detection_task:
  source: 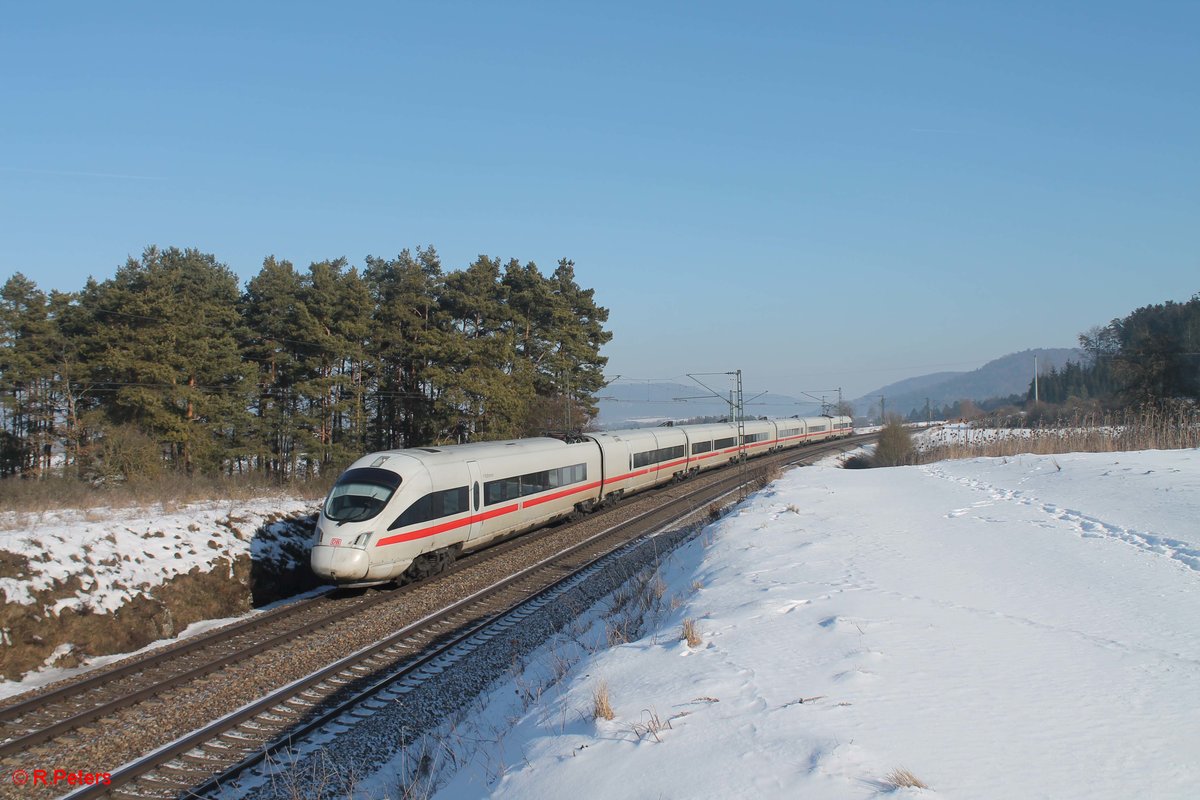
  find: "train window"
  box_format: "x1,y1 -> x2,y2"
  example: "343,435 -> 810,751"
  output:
691,441 -> 712,455
388,486 -> 469,530
473,482 -> 480,510
655,445 -> 685,463
440,486 -> 468,515
485,477 -> 521,506
522,471 -> 551,496
810,425 -> 827,433
485,463 -> 588,503
743,433 -> 765,444
633,451 -> 654,469
324,467 -> 402,523
713,437 -> 736,450
393,493 -> 432,528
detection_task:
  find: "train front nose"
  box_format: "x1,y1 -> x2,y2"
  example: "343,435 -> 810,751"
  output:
311,544 -> 371,581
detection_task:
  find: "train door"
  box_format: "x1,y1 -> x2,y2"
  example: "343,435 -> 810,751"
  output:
466,460 -> 484,541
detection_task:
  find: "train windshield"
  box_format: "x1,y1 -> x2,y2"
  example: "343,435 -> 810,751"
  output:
324,467 -> 402,523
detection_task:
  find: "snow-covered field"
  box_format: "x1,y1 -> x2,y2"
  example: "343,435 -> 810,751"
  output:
0,499 -> 316,613
412,449 -> 1199,799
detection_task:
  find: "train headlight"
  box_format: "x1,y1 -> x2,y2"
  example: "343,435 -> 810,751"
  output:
352,532 -> 373,548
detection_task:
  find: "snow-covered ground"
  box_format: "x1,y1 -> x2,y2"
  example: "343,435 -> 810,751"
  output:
0,499 -> 316,612
409,448 -> 1199,799
0,498 -> 318,695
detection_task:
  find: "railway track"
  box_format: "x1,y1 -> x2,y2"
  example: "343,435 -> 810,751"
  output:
3,435 -> 871,800
0,519 -> 608,760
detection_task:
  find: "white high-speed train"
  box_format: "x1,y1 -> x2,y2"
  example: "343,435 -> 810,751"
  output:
311,415 -> 853,587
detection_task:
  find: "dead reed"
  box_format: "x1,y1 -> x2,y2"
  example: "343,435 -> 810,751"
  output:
883,767 -> 928,790
681,618 -> 702,648
592,681 -> 615,721
915,406 -> 1199,464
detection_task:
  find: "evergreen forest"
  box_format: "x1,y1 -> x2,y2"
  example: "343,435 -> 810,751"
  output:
0,246 -> 612,482
1030,294 -> 1200,410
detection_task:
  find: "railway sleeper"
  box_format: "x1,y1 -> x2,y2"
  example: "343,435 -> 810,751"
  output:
204,738 -> 242,751
149,764 -> 207,784
180,751 -> 226,766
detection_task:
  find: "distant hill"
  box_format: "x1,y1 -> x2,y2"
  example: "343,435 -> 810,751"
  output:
596,382 -> 822,429
852,348 -> 1083,419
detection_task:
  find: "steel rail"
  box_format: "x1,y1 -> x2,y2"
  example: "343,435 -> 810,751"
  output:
0,588 -> 332,726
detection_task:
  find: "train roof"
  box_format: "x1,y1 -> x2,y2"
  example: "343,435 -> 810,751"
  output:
349,437 -> 580,471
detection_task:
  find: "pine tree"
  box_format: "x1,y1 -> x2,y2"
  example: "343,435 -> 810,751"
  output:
548,259 -> 612,428
364,247 -> 445,449
88,246 -> 254,475
241,256 -> 317,478
435,256 -> 529,441
0,274 -> 56,476
302,259 -> 371,472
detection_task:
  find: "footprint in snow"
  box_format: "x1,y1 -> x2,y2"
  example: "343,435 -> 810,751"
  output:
833,667 -> 878,684
777,599 -> 812,614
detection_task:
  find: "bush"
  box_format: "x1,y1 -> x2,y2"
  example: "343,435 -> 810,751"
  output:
872,417 -> 914,467
82,422 -> 164,484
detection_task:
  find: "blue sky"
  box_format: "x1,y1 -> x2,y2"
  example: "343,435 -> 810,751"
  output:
2,1 -> 1196,401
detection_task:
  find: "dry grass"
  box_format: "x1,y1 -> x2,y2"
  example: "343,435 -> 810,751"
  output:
0,470 -> 332,514
605,620 -> 632,647
682,618 -> 702,647
592,681 -> 615,721
883,767 -> 928,790
915,406 -> 1200,463
751,464 -> 782,490
649,575 -> 667,604
630,708 -> 671,742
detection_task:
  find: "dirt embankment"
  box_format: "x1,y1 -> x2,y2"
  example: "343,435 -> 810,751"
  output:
0,510 -> 319,682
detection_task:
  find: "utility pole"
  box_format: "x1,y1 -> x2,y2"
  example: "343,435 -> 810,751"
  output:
1034,355 -> 1039,405
734,369 -> 746,461
684,371 -> 747,441
925,397 -> 931,426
